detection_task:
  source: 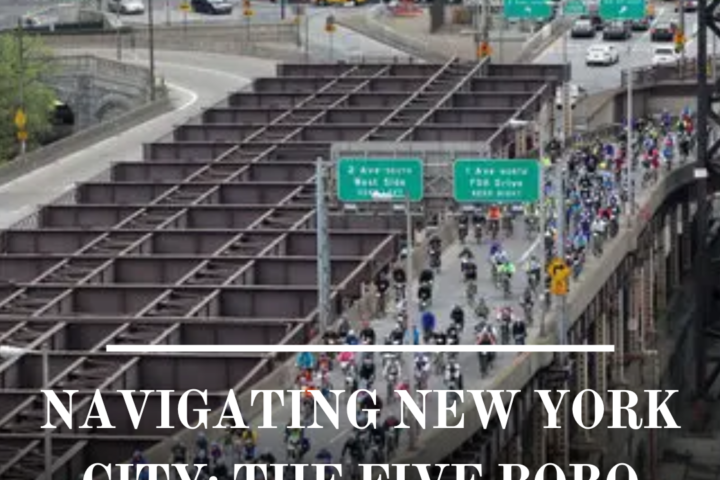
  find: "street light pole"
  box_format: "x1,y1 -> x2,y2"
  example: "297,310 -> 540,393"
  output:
16,18 -> 26,159
316,157 -> 331,338
404,192 -> 417,450
147,0 -> 156,101
626,66 -> 635,221
537,121 -> 548,337
560,0 -> 571,145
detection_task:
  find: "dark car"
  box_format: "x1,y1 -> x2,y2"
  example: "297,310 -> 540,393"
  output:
603,21 -> 632,40
580,13 -> 604,31
571,18 -> 595,38
191,0 -> 233,14
651,22 -> 677,42
631,17 -> 651,31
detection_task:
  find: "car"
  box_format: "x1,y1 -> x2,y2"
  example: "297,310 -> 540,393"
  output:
676,0 -> 698,12
603,20 -> 632,40
579,13 -> 604,31
191,0 -> 233,14
631,17 -> 652,31
571,18 -> 596,38
107,0 -> 145,15
651,22 -> 678,42
555,84 -> 587,110
652,46 -> 680,65
585,44 -> 620,66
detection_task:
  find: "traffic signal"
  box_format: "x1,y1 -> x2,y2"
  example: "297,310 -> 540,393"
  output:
325,15 -> 336,33
674,30 -> 685,52
477,41 -> 492,59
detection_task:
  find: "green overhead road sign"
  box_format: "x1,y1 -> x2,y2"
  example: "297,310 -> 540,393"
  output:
503,0 -> 553,19
453,159 -> 541,203
336,158 -> 424,202
564,0 -> 587,16
599,0 -> 645,19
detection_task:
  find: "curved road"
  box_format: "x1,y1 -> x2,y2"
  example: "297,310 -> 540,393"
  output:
0,49 -> 277,228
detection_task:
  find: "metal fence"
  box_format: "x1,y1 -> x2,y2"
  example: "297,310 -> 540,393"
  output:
621,57 -> 716,89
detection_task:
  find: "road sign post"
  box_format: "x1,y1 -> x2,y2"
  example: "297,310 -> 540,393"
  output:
453,159 -> 541,203
325,15 -> 336,62
503,0 -> 553,19
336,158 -> 424,202
551,277 -> 569,295
599,0 -> 645,20
14,108 -> 27,156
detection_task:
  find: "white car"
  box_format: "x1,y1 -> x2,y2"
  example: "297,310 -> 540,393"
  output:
108,0 -> 146,15
555,84 -> 587,109
652,46 -> 680,66
585,44 -> 620,66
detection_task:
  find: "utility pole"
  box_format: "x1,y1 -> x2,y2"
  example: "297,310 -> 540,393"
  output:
16,19 -> 26,159
538,121 -> 547,337
116,8 -> 122,61
316,157 -> 331,338
560,0 -> 571,145
679,0 -> 686,67
404,192 -> 417,450
626,67 -> 635,221
478,0 -> 490,60
147,0 -> 156,101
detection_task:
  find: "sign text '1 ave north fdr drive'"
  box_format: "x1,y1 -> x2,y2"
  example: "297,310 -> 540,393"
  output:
453,159 -> 541,203
336,158 -> 424,202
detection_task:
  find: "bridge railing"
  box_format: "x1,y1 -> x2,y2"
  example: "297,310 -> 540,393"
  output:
620,56 -> 719,89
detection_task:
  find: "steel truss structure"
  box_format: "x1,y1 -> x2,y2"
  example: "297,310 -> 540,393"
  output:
695,0 -> 720,397
0,58 -> 564,479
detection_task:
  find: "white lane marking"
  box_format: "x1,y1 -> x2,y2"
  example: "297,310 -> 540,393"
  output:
167,81 -> 200,111
0,83 -> 198,195
518,235 -> 542,264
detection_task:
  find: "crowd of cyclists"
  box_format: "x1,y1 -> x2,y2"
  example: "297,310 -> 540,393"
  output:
121,108 -> 694,480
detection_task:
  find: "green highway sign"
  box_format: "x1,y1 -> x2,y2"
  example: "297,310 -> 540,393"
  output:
336,158 -> 424,202
503,0 -> 553,19
564,0 -> 587,16
599,0 -> 645,19
453,159 -> 541,203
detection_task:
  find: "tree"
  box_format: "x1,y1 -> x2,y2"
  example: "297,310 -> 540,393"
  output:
0,29 -> 57,162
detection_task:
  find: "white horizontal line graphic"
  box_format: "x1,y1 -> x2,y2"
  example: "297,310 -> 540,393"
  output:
105,345 -> 615,354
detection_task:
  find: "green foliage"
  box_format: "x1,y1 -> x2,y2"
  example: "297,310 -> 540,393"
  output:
0,32 -> 57,162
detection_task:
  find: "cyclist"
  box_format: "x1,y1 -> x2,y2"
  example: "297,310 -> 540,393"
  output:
449,304 -> 465,331
421,310 -> 436,343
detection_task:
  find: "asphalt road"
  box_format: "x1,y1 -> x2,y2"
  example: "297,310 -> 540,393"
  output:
535,5 -> 700,93
198,225 -> 543,467
0,49 -> 277,228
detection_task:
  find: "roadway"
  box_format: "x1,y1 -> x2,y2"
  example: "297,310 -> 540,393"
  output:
0,49 -> 277,228
534,5 -> 699,93
184,227 -> 543,466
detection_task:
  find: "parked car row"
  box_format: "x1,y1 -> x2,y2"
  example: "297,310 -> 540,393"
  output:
107,0 -> 234,16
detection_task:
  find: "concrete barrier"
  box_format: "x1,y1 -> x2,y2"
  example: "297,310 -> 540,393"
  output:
516,17 -> 571,63
335,7 -> 449,63
45,23 -> 299,56
0,94 -> 172,189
